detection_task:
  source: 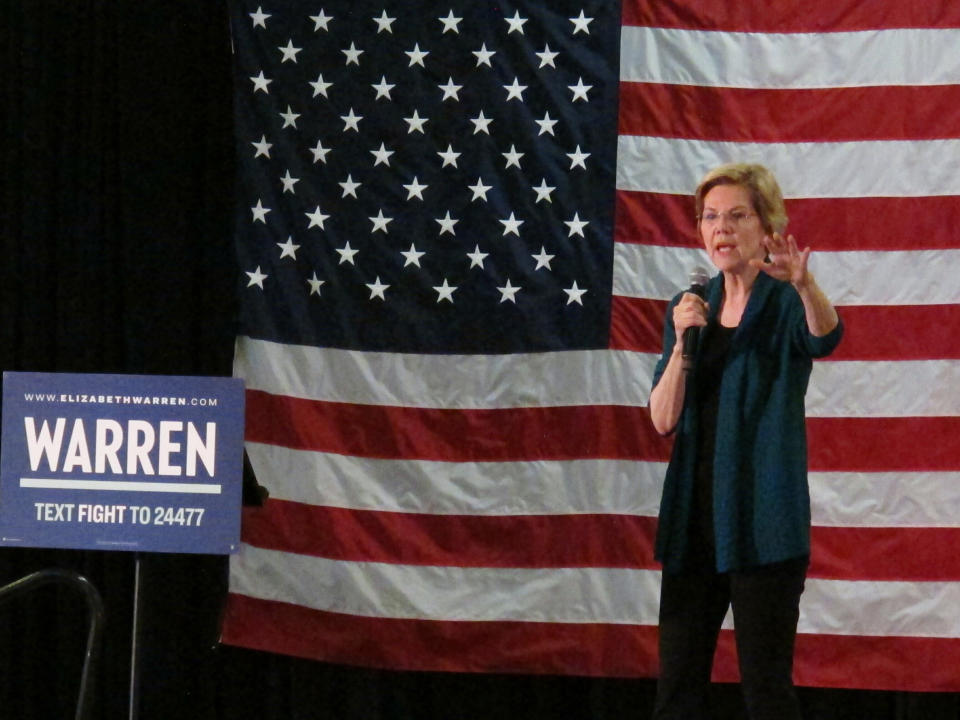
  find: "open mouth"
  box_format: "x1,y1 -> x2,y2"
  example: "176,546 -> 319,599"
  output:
714,241 -> 736,254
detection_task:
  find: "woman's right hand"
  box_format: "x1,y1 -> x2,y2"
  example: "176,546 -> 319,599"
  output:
671,292 -> 709,353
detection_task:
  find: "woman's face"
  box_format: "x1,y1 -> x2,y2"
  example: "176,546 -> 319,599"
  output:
699,184 -> 768,274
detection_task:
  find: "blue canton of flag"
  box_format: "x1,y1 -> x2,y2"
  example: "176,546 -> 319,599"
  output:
232,0 -> 621,353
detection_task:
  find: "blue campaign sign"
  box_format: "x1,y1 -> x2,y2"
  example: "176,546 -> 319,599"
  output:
0,372 -> 245,554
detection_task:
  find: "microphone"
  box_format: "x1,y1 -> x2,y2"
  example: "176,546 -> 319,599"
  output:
681,267 -> 710,372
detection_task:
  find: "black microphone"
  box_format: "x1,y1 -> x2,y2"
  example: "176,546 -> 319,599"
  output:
681,267 -> 710,372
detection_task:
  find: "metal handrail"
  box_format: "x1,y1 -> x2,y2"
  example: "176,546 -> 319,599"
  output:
0,568 -> 105,720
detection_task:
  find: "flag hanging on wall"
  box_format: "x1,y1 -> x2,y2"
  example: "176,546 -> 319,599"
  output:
221,0 -> 960,691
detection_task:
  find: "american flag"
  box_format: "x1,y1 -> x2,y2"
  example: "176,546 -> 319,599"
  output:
221,0 -> 960,691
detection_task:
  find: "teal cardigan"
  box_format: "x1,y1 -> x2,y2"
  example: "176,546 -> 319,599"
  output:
651,271 -> 843,573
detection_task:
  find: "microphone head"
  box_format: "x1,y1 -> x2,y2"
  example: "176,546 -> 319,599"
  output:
688,266 -> 710,289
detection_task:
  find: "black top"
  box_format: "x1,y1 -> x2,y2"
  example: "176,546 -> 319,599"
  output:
687,321 -> 736,568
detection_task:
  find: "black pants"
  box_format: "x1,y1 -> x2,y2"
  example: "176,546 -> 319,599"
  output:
652,556 -> 808,720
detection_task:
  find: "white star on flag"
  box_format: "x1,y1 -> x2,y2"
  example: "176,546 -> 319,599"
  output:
570,10 -> 593,34
305,206 -> 330,229
438,10 -> 462,34
404,110 -> 429,134
341,108 -> 362,131
279,170 -> 299,194
536,112 -> 558,136
336,242 -> 359,265
505,11 -> 528,34
251,199 -> 270,223
466,245 -> 488,268
306,272 -> 324,296
371,143 -> 393,166
309,10 -> 331,31
251,135 -> 272,158
279,106 -> 300,128
366,276 -> 389,300
277,237 -> 300,259
342,42 -> 363,65
500,212 -> 524,237
406,44 -> 429,67
437,144 -> 461,168
245,265 -> 267,288
568,77 -> 592,102
497,279 -> 521,303
436,211 -> 458,236
373,10 -> 395,33
473,43 -> 495,67
563,280 -> 587,305
372,76 -> 395,100
533,179 -> 555,203
309,74 -> 332,98
567,145 -> 590,170
249,6 -> 270,28
339,175 -> 361,198
250,71 -> 271,93
403,177 -> 428,200
502,145 -> 524,169
310,140 -> 332,164
536,44 -> 559,68
369,209 -> 393,233
504,78 -> 528,102
468,177 -> 492,202
564,212 -> 589,237
401,244 -> 425,267
532,246 -> 555,270
439,78 -> 463,101
433,279 -> 457,303
278,40 -> 302,63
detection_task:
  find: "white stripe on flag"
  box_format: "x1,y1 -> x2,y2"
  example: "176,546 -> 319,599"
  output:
247,441 -> 960,528
811,472 -> 960,528
808,360 -> 960,418
613,242 -> 960,306
245,443 -> 666,517
237,337 -> 959,419
230,544 -> 960,639
620,26 -> 960,88
229,544 -> 662,624
616,135 -> 960,197
235,337 -> 658,409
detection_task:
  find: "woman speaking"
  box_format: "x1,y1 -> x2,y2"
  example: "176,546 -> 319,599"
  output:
648,163 -> 843,719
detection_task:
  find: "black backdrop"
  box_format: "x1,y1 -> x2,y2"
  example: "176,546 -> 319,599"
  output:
1,1 -> 958,718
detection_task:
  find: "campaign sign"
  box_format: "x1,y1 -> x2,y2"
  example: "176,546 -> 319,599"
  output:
0,372 -> 245,554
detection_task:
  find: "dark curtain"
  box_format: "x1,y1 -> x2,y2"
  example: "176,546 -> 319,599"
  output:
0,1 -> 957,718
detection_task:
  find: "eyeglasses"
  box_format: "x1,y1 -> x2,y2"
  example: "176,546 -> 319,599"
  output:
699,210 -> 757,226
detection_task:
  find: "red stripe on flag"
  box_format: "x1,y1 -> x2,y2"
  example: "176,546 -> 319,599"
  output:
830,305 -> 960,361
622,0 -> 960,32
609,297 -> 666,353
809,417 -> 960,472
712,631 -> 960,691
620,82 -> 960,142
222,594 -> 960,690
240,501 -> 660,569
610,296 -> 960,361
240,501 -> 960,582
244,389 -> 674,462
245,390 -> 960,470
614,191 -> 698,248
809,526 -> 960,582
615,191 -> 960,252
221,594 -> 661,677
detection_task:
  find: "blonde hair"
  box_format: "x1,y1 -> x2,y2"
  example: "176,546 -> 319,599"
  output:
695,163 -> 788,235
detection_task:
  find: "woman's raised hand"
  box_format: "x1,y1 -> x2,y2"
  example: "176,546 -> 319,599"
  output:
752,232 -> 812,289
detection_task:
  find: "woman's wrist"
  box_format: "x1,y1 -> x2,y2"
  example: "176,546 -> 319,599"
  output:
792,270 -> 815,293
